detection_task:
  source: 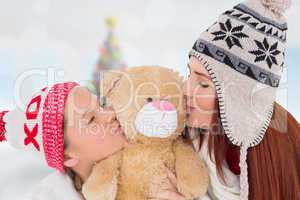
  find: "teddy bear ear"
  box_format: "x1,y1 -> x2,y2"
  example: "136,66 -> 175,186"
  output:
100,70 -> 125,98
166,68 -> 184,83
174,70 -> 184,82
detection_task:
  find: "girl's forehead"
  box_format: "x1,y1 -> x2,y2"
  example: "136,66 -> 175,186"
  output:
65,87 -> 98,115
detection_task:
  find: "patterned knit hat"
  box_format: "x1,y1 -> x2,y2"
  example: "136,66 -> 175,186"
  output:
189,0 -> 291,199
0,82 -> 79,172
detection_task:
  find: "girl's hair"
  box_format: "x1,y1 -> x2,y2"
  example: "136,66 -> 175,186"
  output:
63,119 -> 84,192
64,158 -> 83,192
185,103 -> 300,200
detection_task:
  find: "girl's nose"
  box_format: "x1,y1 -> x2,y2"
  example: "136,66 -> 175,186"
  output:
152,100 -> 175,111
97,107 -> 117,123
105,107 -> 117,123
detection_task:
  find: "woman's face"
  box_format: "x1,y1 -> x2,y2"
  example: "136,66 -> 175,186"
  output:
183,57 -> 219,129
64,87 -> 127,164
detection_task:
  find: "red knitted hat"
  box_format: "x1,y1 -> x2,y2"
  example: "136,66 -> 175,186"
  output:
0,82 -> 79,172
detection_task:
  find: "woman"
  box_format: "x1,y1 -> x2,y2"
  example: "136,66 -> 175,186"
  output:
0,82 -> 129,199
154,59 -> 300,200
154,0 -> 300,199
183,57 -> 300,200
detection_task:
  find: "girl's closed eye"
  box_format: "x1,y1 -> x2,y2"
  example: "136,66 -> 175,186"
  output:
82,111 -> 96,126
87,116 -> 95,125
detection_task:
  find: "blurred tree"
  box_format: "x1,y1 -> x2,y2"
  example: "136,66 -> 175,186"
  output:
88,17 -> 126,95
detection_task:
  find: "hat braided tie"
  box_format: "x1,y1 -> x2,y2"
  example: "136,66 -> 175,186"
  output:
240,144 -> 249,200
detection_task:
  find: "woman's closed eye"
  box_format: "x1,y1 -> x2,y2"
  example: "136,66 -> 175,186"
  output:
199,81 -> 210,88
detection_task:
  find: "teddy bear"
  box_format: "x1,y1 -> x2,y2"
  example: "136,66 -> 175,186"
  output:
82,66 -> 209,200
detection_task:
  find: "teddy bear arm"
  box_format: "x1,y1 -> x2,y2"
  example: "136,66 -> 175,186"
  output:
82,153 -> 122,200
173,139 -> 209,200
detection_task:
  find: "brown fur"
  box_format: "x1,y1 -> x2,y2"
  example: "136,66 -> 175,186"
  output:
82,66 -> 209,200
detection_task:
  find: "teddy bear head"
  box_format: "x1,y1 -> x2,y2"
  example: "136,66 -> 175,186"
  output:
101,66 -> 185,143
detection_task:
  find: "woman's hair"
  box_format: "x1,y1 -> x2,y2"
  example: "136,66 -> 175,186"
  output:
185,103 -> 300,200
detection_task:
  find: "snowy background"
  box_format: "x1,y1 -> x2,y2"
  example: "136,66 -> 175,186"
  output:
0,0 -> 299,199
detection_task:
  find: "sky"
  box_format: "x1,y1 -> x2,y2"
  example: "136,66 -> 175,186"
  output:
0,0 -> 299,120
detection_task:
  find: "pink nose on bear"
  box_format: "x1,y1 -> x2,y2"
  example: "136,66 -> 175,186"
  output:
152,100 -> 175,111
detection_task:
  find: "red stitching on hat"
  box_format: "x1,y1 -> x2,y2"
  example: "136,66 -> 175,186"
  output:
0,111 -> 8,142
42,82 -> 78,172
41,87 -> 47,92
24,124 -> 40,151
25,95 -> 42,120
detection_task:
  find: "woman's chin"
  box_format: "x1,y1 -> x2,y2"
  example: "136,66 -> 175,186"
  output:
187,121 -> 201,128
186,110 -> 216,129
187,116 -> 211,129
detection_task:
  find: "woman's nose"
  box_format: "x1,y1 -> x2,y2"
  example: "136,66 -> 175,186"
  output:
183,79 -> 193,98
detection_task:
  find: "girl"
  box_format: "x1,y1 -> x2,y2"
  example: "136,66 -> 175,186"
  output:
0,82 -> 129,199
154,0 -> 300,199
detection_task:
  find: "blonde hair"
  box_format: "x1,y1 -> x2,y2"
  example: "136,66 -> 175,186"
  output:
63,118 -> 84,192
64,164 -> 83,192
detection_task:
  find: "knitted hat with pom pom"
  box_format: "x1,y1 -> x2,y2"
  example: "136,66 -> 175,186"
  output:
0,82 -> 79,172
189,0 -> 291,199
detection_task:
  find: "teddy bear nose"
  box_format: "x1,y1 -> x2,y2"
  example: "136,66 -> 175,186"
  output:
152,100 -> 175,111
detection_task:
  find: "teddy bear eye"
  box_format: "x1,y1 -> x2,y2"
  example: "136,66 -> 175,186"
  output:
146,97 -> 153,102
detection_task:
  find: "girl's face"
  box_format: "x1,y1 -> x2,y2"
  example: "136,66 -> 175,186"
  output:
64,87 -> 127,164
183,57 -> 219,129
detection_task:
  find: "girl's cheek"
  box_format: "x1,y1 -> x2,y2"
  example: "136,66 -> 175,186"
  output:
81,123 -> 106,139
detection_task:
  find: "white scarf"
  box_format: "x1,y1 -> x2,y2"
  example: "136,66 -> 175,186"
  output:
194,136 -> 240,200
25,171 -> 83,200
